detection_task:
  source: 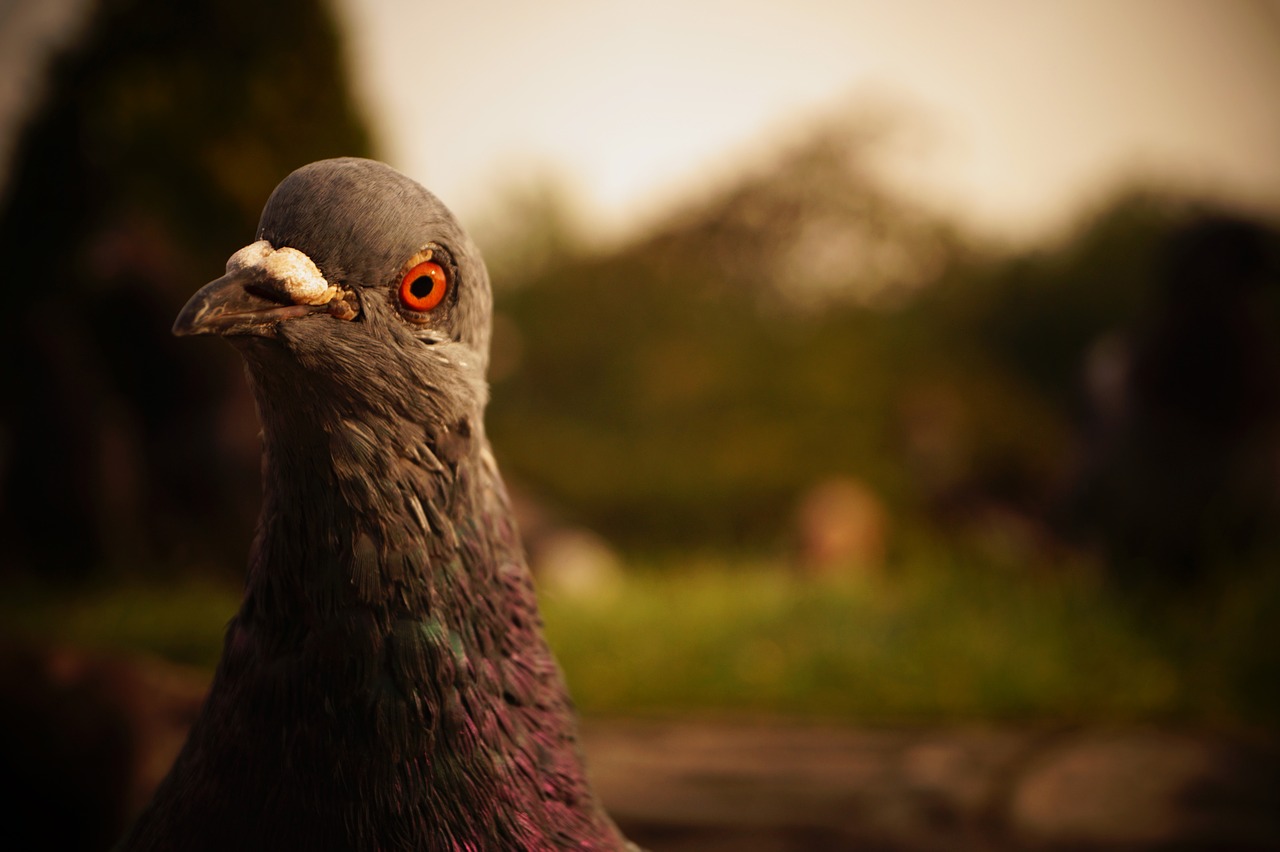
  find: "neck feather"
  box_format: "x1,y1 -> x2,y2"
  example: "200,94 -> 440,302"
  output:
202,397 -> 623,848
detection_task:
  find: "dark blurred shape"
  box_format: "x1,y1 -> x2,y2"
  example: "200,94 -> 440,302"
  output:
0,0 -> 371,577
0,639 -> 207,850
1063,214 -> 1280,584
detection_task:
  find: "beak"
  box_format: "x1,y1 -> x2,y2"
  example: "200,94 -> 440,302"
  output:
173,267 -> 320,336
174,267 -> 364,337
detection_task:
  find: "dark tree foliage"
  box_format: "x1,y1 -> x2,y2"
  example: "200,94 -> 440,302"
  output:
0,0 -> 371,577
1057,213 -> 1280,584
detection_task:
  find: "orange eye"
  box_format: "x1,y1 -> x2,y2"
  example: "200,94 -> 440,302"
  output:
399,261 -> 448,312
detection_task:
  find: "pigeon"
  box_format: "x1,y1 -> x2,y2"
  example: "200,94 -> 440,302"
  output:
115,158 -> 635,851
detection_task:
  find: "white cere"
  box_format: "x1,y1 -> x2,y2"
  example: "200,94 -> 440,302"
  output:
224,240 -> 349,306
225,240 -> 273,273
263,247 -> 344,305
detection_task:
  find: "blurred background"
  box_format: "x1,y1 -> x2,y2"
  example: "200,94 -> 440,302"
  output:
2,0 -> 1279,848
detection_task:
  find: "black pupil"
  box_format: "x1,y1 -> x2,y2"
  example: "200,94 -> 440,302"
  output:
409,275 -> 435,300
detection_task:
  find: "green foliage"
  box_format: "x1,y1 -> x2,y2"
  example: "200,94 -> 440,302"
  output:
483,133 -> 946,546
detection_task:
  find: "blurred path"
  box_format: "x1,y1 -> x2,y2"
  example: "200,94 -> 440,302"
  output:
584,720 -> 1280,851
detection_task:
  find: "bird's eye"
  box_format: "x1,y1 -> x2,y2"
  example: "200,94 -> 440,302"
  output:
399,261 -> 448,312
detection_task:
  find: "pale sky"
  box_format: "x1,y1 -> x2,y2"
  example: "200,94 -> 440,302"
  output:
336,0 -> 1280,245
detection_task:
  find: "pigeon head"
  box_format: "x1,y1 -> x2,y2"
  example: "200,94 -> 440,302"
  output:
174,158 -> 491,425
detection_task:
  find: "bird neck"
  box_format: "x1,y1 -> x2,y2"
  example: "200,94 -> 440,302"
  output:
246,399 -> 502,625
223,410 -> 620,846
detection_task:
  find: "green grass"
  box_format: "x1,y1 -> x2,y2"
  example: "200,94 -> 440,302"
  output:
2,578 -> 241,669
3,553 -> 1277,728
542,557 -> 1171,723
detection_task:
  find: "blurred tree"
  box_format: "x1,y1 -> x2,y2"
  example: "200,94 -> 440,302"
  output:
486,117 -> 1280,579
0,0 -> 371,577
487,117 -> 970,550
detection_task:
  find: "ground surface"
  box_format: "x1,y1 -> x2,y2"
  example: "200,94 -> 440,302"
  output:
2,641 -> 1277,850
583,719 -> 1280,851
